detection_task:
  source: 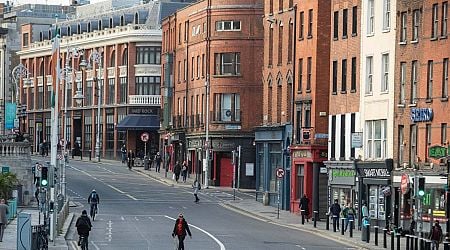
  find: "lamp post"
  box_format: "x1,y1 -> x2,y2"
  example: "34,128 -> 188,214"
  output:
80,48 -> 102,162
60,46 -> 84,199
12,63 -> 30,132
204,75 -> 210,189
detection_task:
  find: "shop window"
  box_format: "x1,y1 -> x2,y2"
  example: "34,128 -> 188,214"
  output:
257,145 -> 264,191
269,143 -> 281,192
296,164 -> 304,201
368,186 -> 387,220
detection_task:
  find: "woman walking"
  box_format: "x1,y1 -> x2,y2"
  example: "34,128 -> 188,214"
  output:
192,179 -> 200,203
172,213 -> 192,250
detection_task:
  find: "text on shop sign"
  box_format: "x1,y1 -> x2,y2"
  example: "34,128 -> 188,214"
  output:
332,169 -> 356,178
362,168 -> 390,177
410,108 -> 433,122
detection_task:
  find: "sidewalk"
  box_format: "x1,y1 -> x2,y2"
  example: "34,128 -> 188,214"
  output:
0,205 -> 74,250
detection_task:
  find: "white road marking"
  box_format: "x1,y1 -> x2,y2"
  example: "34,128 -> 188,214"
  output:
148,216 -> 154,221
182,206 -> 187,209
165,215 -> 226,250
126,194 -> 138,200
135,216 -> 139,221
107,184 -> 125,194
121,216 -> 125,221
295,245 -> 306,249
91,241 -> 100,250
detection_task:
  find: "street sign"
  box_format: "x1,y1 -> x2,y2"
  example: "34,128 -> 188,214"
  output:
36,164 -> 42,178
2,166 -> 10,174
401,173 -> 409,194
276,168 -> 285,179
141,132 -> 150,142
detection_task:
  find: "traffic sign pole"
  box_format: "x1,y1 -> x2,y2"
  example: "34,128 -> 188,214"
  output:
275,167 -> 284,219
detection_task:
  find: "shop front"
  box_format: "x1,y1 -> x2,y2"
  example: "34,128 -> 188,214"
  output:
290,145 -> 328,219
356,161 -> 392,228
393,173 -> 447,233
325,161 -> 357,211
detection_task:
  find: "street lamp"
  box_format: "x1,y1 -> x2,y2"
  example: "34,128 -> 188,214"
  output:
12,63 -> 30,132
204,75 -> 210,188
60,46 -> 84,199
80,48 -> 102,162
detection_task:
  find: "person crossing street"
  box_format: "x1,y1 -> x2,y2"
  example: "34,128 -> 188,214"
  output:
172,213 -> 192,250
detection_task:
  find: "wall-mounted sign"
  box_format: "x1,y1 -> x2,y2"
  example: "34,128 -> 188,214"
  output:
292,150 -> 312,158
329,168 -> 356,185
428,145 -> 448,159
357,168 -> 390,177
351,132 -> 363,148
410,108 -> 433,123
5,103 -> 16,129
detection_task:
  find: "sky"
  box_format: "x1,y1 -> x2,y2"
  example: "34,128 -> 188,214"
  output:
0,0 -> 102,6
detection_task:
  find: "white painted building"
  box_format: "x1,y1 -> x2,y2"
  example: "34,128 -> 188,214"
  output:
359,0 -> 396,161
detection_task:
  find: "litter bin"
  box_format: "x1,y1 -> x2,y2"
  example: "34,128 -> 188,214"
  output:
361,218 -> 370,242
144,156 -> 149,170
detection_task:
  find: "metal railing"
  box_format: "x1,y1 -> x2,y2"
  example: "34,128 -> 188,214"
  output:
128,95 -> 161,105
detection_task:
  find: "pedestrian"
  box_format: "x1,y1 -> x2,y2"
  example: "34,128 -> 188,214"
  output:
0,199 -> 9,242
181,161 -> 188,183
329,199 -> 341,231
174,161 -> 182,183
172,213 -> 192,250
128,150 -> 135,169
39,142 -> 44,156
429,220 -> 443,250
299,194 -> 310,222
121,145 -> 127,164
193,179 -> 201,202
343,203 -> 356,232
155,152 -> 162,173
43,140 -> 49,156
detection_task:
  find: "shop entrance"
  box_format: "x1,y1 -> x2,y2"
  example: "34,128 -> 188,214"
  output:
219,157 -> 233,187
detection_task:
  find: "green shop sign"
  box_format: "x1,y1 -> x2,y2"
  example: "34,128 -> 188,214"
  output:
428,145 -> 449,159
332,169 -> 356,178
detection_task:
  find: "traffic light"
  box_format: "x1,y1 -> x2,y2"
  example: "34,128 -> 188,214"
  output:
41,166 -> 48,187
418,177 -> 425,197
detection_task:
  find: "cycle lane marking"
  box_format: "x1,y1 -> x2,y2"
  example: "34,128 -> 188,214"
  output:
164,215 -> 226,250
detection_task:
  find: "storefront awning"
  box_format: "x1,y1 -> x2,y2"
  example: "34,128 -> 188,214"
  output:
116,115 -> 160,131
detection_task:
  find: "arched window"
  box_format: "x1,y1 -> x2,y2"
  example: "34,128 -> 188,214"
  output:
122,48 -> 128,65
39,61 -> 44,76
135,13 -> 139,24
110,51 -> 115,67
267,74 -> 273,123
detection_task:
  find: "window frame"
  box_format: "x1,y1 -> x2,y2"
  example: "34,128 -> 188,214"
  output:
442,2 -> 448,37
427,60 -> 434,100
343,8 -> 348,38
216,20 -> 241,32
341,59 -> 347,92
411,61 -> 418,103
432,4 -> 439,39
367,0 -> 375,35
215,52 -> 241,76
365,119 -> 387,160
382,0 -> 391,31
351,57 -> 357,91
332,60 -> 338,94
365,56 -> 373,94
412,10 -> 420,42
443,58 -> 449,98
381,53 -> 389,93
400,12 -> 407,43
399,62 -> 406,104
307,9 -> 313,38
333,11 -> 339,40
352,6 -> 358,36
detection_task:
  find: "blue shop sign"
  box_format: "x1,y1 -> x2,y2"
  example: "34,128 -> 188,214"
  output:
410,108 -> 433,123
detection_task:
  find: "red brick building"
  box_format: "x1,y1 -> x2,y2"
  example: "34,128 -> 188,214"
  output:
393,0 -> 449,228
161,0 -> 264,188
324,0 -> 361,215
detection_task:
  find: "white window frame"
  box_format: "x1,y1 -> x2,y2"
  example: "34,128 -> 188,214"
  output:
398,126 -> 404,165
383,0 -> 391,31
400,62 -> 406,104
427,60 -> 434,100
443,58 -> 449,98
367,0 -> 375,35
366,56 -> 373,94
365,119 -> 387,160
216,21 -> 241,31
443,2 -> 448,37
412,10 -> 420,42
411,61 -> 418,103
381,53 -> 389,92
432,4 -> 439,38
400,12 -> 407,43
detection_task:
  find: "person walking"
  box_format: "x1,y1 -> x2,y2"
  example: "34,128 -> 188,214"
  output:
429,220 -> 443,250
299,194 -> 310,222
127,150 -> 135,169
329,199 -> 341,231
0,199 -> 9,242
172,213 -> 192,250
155,152 -> 162,173
121,145 -> 127,164
344,203 -> 356,232
193,179 -> 201,203
174,161 -> 182,183
181,161 -> 188,183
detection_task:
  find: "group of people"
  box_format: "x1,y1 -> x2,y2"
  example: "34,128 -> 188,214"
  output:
38,140 -> 49,156
75,190 -> 99,247
173,161 -> 189,183
120,145 -> 163,172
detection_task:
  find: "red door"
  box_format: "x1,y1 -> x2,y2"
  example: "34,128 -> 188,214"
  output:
219,157 -> 233,187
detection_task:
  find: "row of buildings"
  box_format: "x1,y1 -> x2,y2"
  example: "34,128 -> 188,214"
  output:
5,0 -> 449,231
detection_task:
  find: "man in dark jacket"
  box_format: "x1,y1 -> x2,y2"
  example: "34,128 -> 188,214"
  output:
329,199 -> 342,230
174,161 -> 182,183
299,194 -> 310,222
429,220 -> 443,250
75,210 -> 92,246
172,213 -> 192,250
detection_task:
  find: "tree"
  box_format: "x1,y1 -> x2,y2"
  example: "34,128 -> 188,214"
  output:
0,172 -> 19,200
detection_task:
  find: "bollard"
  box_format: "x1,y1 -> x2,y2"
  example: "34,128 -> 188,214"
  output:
396,234 -> 400,250
391,231 -> 395,250
374,226 -> 379,246
366,224 -> 371,243
425,240 -> 431,250
349,220 -> 354,238
444,241 -> 450,250
80,151 -> 83,160
313,211 -> 318,228
341,218 -> 345,235
419,237 -> 424,250
326,214 -> 330,230
301,210 -> 305,225
406,235 -> 410,250
89,150 -> 92,161
415,236 -> 418,250
333,215 -> 337,232
383,228 -> 387,248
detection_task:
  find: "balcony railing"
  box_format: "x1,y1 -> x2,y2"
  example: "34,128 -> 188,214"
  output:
128,95 -> 161,105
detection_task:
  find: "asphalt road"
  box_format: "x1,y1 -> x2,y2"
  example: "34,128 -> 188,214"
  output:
45,158 -> 353,250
